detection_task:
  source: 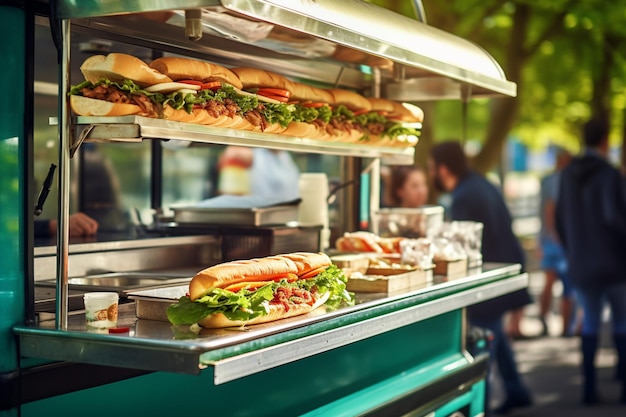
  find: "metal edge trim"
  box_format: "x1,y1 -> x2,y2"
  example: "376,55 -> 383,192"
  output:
208,274 -> 527,383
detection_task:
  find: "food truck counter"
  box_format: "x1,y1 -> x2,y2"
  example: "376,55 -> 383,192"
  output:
16,263 -> 525,377
14,263 -> 525,416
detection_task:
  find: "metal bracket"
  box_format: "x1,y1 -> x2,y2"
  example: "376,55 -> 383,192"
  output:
70,124 -> 94,158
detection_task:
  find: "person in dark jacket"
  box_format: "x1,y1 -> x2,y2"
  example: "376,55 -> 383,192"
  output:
429,141 -> 533,415
555,117 -> 626,405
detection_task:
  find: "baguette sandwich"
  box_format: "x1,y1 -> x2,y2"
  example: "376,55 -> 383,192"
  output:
166,252 -> 354,328
69,53 -> 422,147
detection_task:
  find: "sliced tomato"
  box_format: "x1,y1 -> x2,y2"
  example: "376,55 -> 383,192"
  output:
178,79 -> 204,86
201,81 -> 223,91
257,88 -> 290,99
300,267 -> 328,279
352,109 -> 370,116
301,101 -> 328,108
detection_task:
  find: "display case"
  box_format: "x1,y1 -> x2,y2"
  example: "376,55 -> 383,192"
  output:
1,1 -> 523,416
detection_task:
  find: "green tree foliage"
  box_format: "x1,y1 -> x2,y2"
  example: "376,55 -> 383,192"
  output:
368,0 -> 626,170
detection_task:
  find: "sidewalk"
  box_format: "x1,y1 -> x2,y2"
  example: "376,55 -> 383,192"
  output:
490,270 -> 626,416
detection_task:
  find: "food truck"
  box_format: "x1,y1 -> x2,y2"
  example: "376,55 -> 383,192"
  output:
1,1 -> 526,416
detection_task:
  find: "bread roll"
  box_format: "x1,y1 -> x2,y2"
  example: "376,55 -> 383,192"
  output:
367,97 -> 395,114
70,95 -> 141,117
289,82 -> 334,104
231,67 -> 292,91
279,252 -> 331,276
326,88 -> 372,112
189,256 -> 298,301
149,57 -> 243,89
389,101 -> 424,123
161,106 -> 238,128
281,121 -> 320,138
80,53 -> 173,87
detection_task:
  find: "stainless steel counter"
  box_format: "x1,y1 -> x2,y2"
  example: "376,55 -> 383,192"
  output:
15,263 -> 526,383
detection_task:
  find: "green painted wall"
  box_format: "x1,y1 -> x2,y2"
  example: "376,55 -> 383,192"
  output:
0,6 -> 25,376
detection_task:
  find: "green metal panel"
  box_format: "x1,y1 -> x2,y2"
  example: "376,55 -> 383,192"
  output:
22,312 -> 466,416
0,5 -> 26,375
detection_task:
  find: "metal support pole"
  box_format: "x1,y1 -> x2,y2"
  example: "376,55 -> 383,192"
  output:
55,19 -> 71,330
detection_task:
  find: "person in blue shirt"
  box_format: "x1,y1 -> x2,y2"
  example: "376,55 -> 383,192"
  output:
429,141 -> 533,415
537,149 -> 577,337
555,117 -> 626,405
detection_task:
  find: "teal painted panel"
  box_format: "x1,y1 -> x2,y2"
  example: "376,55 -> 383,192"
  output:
22,312 -> 464,416
0,6 -> 26,374
302,354 -> 471,417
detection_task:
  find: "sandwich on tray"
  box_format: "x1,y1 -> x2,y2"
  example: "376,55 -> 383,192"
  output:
166,252 -> 354,328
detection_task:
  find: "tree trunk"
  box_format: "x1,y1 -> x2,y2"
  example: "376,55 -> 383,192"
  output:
590,33 -> 614,118
471,4 -> 529,173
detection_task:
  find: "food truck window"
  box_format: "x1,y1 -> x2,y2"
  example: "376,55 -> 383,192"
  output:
32,23 -> 349,239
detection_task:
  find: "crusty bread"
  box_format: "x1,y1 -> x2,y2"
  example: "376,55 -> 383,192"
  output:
162,106 -> 241,128
263,123 -> 287,134
367,97 -> 395,113
149,57 -> 243,89
80,53 -> 172,87
70,95 -> 141,117
279,252 -> 331,276
389,101 -> 424,123
231,67 -> 292,91
326,88 -> 372,112
281,121 -> 320,139
288,82 -> 334,104
189,256 -> 298,301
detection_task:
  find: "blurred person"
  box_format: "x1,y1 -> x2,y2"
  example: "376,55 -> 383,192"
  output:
555,116 -> 626,405
429,141 -> 533,415
388,165 -> 429,208
81,143 -> 125,231
217,146 -> 300,201
538,149 -> 577,337
34,212 -> 99,238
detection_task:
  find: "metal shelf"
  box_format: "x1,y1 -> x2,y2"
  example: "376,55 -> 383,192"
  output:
74,115 -> 416,162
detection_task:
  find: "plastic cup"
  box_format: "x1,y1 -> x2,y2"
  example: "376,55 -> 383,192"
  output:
83,292 -> 119,330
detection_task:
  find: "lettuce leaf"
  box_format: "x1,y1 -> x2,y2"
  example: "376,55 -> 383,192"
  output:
261,102 -> 296,127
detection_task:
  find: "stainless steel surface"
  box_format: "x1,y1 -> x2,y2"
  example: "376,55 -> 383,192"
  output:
73,116 -> 416,163
56,20 -> 72,330
172,204 -> 299,226
34,235 -> 219,281
129,286 -> 188,322
37,272 -> 192,295
34,234 -> 217,256
16,264 -> 524,378
55,0 -> 516,98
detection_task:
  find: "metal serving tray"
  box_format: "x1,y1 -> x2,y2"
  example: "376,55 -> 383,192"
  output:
128,285 -> 188,322
172,205 -> 299,226
36,272 -> 193,296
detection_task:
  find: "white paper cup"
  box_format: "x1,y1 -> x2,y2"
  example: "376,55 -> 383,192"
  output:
83,292 -> 119,330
